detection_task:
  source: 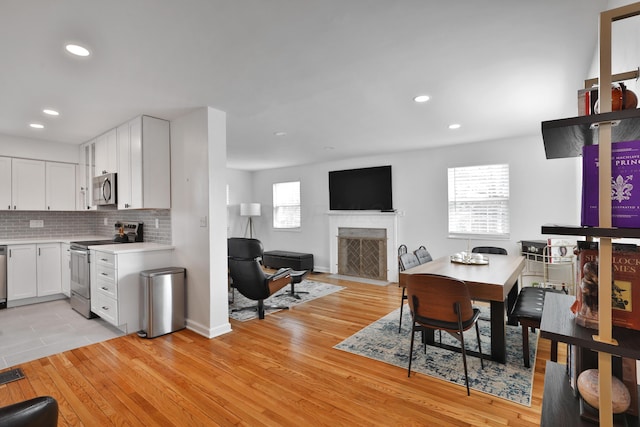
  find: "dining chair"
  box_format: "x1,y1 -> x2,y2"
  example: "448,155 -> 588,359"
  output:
471,246 -> 511,322
397,252 -> 421,333
414,245 -> 433,264
406,273 -> 484,395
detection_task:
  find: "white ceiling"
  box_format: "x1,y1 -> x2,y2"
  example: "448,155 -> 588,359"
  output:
1,1 -> 610,170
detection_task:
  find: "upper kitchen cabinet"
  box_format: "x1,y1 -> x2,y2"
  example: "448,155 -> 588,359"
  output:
45,162 -> 76,211
94,128 -> 117,176
117,115 -> 170,210
0,156 -> 11,210
79,140 -> 96,210
11,158 -> 45,210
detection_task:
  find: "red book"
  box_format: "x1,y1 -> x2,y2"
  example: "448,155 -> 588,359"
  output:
576,241 -> 640,331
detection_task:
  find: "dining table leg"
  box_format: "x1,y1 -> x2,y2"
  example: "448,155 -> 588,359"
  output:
490,300 -> 507,364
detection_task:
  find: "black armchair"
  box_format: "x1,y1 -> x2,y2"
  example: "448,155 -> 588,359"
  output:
0,396 -> 58,427
228,238 -> 295,319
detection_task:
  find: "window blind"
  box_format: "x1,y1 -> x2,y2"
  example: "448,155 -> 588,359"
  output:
447,164 -> 510,239
273,181 -> 301,229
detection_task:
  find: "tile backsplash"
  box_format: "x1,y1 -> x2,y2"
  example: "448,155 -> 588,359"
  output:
0,209 -> 171,244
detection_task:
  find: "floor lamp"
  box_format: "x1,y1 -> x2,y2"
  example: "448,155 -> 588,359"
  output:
240,203 -> 261,238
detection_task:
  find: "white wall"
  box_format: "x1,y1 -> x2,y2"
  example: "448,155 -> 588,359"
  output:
0,134 -> 79,163
238,133 -> 580,274
171,107 -> 231,338
226,169 -> 254,238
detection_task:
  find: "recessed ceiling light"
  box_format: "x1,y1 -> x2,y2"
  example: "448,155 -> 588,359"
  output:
449,123 -> 461,130
413,95 -> 430,103
43,109 -> 59,116
273,131 -> 287,137
30,123 -> 44,129
65,44 -> 90,57
324,146 -> 335,151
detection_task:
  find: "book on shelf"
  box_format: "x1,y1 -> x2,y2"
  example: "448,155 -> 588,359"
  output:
576,241 -> 640,331
577,87 -> 599,116
582,139 -> 640,228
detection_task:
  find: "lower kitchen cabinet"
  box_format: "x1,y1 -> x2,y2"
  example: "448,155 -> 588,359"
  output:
61,243 -> 71,297
7,243 -> 62,303
90,248 -> 174,333
7,245 -> 37,300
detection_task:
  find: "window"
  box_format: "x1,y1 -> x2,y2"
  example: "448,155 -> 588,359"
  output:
273,181 -> 301,229
447,164 -> 510,239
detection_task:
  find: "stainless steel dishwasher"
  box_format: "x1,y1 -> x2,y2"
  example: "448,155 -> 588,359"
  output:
0,246 -> 6,309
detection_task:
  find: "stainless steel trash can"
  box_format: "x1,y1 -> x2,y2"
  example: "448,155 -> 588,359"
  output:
139,267 -> 186,338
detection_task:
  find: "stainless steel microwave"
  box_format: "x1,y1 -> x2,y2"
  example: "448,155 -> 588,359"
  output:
93,173 -> 117,206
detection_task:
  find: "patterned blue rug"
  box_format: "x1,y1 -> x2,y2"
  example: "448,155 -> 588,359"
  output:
334,306 -> 537,406
229,280 -> 345,321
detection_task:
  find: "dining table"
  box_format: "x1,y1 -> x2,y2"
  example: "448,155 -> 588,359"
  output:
398,253 -> 525,364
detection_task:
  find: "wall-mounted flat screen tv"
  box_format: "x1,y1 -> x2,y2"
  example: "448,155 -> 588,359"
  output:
329,165 -> 393,211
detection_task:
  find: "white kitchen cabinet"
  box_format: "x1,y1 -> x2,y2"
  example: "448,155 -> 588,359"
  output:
61,243 -> 71,297
0,156 -> 11,210
91,248 -> 174,333
94,128 -> 117,177
11,158 -> 45,210
37,243 -> 62,296
7,245 -> 37,300
79,140 -> 96,210
116,122 -> 132,209
45,162 -> 76,211
117,115 -> 170,209
7,243 -> 62,302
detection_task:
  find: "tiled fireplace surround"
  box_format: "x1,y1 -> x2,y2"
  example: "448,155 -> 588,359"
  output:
0,209 -> 171,244
328,211 -> 398,282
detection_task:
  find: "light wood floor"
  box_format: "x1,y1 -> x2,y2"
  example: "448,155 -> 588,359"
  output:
0,273 -> 560,426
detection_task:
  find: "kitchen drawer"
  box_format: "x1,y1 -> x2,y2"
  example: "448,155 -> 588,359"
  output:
95,294 -> 118,326
95,263 -> 116,284
94,251 -> 116,268
96,276 -> 117,299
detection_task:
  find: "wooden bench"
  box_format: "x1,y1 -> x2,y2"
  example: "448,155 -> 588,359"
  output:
510,287 -> 560,368
263,250 -> 314,272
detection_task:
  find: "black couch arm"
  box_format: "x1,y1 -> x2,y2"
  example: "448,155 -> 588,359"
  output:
0,396 -> 58,427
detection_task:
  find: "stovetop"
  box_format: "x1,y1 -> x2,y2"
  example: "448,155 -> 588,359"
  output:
70,239 -> 125,248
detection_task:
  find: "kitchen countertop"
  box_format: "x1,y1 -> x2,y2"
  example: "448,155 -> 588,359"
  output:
0,237 -> 174,253
0,235 -> 111,245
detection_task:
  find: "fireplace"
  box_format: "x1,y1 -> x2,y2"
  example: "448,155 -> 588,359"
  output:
338,228 -> 387,281
328,211 -> 398,282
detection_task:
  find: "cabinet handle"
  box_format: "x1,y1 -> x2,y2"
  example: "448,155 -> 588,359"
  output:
102,306 -> 109,311
100,258 -> 108,262
9,249 -> 11,257
38,248 -> 41,256
13,205 -> 16,210
47,206 -> 50,210
100,272 -> 108,276
101,286 -> 108,290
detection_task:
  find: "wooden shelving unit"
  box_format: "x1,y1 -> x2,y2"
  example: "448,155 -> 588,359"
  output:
539,3 -> 640,426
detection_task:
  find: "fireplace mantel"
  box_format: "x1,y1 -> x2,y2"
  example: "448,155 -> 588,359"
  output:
328,211 -> 398,282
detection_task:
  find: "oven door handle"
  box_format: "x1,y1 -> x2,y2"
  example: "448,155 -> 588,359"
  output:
70,249 -> 89,257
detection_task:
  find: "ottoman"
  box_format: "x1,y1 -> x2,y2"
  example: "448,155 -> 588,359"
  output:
263,250 -> 314,272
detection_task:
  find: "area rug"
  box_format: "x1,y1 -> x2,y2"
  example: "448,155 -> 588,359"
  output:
334,306 -> 537,406
229,280 -> 345,321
